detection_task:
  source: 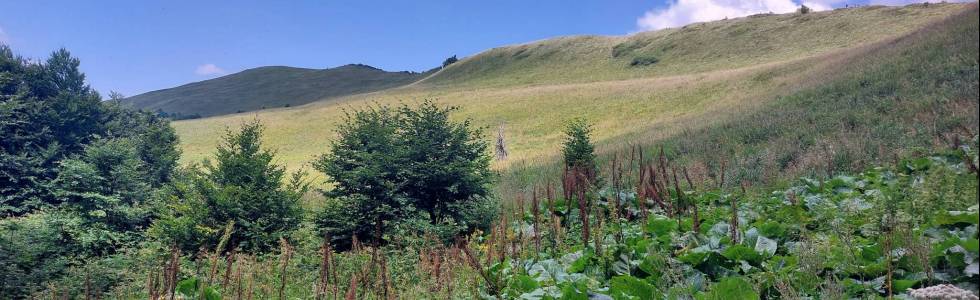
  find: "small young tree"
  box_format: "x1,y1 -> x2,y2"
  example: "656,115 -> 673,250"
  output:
314,106 -> 403,246
52,137 -> 154,256
397,101 -> 493,225
152,120 -> 307,253
562,118 -> 598,181
314,101 -> 494,247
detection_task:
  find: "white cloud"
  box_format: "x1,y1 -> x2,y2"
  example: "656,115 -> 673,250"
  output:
194,63 -> 226,76
801,0 -> 838,11
0,26 -> 8,44
636,0 -> 826,31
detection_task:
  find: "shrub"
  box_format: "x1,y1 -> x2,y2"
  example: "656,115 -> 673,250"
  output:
629,55 -> 660,67
152,120 -> 308,253
442,55 -> 459,68
396,102 -> 494,224
314,100 -> 494,247
0,213 -> 71,298
52,138 -> 156,256
562,118 -> 598,179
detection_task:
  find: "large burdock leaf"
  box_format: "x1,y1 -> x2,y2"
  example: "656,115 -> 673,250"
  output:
754,236 -> 777,257
964,262 -> 979,276
608,275 -> 657,300
645,217 -> 677,237
176,278 -> 199,298
722,245 -> 761,264
698,277 -> 758,300
509,274 -> 540,294
175,277 -> 221,300
892,279 -> 918,293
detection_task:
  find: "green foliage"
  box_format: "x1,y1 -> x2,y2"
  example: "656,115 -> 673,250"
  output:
153,120 -> 307,253
629,56 -> 659,67
442,55 -> 459,68
314,101 -> 494,247
3,5 -> 979,298
176,277 -> 222,300
396,102 -> 494,224
562,118 -> 597,177
609,275 -> 657,300
0,213 -> 70,298
314,105 -> 403,246
52,137 -> 155,255
102,101 -> 182,187
698,277 -> 758,300
470,148 -> 976,299
645,216 -> 678,238
1,45 -> 182,297
1,46 -> 104,215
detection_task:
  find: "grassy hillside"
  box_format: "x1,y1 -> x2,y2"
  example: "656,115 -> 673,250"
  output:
498,3 -> 979,194
7,4 -> 978,299
419,4 -> 964,88
171,3 -> 976,187
123,64 -> 427,117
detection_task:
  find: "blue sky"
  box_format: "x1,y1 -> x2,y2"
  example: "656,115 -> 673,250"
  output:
0,0 -> 928,97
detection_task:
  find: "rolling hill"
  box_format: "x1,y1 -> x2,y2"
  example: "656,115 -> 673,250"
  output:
417,3 -> 965,88
122,64 -> 429,117
170,3 -> 978,188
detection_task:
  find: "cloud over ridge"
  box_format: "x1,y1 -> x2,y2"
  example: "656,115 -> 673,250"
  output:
636,0 -> 965,32
636,0 -> 811,31
195,63 -> 226,76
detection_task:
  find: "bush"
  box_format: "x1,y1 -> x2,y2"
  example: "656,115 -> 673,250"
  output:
1,47 -> 107,216
562,118 -> 598,178
314,100 -> 494,247
52,137 -> 156,256
152,120 -> 308,253
1,45 -> 183,296
0,213 -> 71,298
442,55 -> 459,68
629,55 -> 660,67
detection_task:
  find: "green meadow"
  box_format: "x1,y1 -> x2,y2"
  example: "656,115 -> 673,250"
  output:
172,3 -> 973,188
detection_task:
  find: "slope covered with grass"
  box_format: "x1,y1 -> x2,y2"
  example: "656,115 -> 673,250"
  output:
171,3 -> 977,190
496,4 -> 978,195
420,4 -> 965,88
655,5 -> 979,184
123,64 -> 426,117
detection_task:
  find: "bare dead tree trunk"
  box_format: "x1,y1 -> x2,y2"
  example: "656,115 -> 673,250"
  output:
495,125 -> 508,160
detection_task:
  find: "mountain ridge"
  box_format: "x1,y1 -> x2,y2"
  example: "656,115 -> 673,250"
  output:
122,63 -> 431,118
